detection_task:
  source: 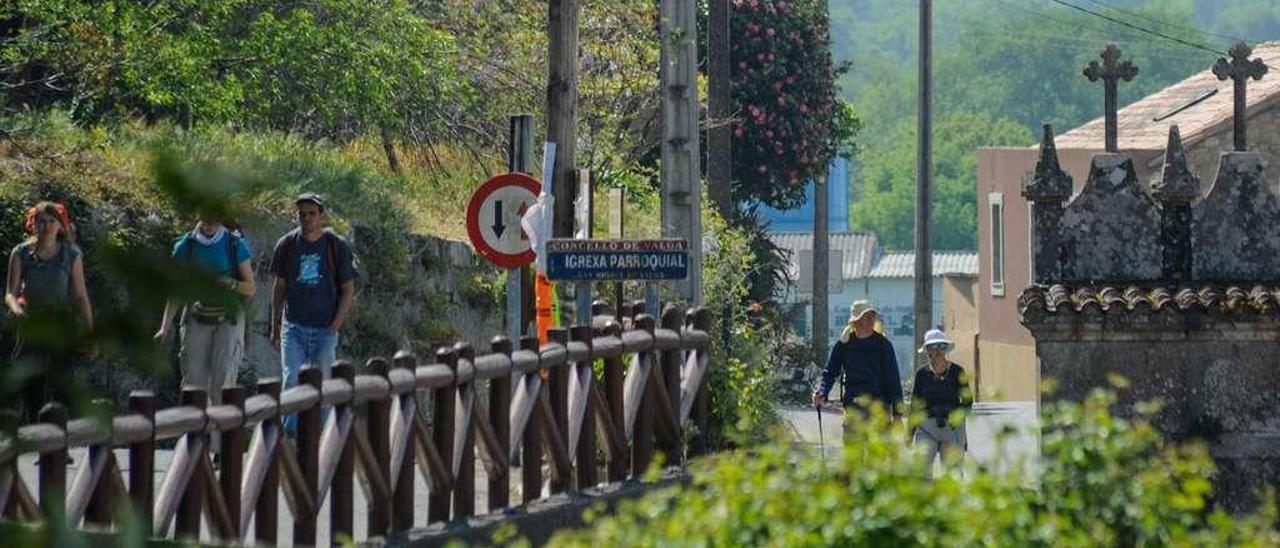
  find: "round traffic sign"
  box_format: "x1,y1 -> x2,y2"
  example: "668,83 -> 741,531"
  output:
466,172 -> 541,268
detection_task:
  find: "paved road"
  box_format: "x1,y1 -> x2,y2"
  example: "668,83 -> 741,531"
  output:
779,401 -> 1040,474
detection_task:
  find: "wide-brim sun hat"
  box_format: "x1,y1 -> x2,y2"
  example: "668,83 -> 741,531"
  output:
847,300 -> 878,323
917,328 -> 954,354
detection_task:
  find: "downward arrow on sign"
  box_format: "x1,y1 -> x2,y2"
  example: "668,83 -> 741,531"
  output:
492,200 -> 506,238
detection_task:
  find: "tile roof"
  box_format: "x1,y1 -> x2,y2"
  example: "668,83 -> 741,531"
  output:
1018,284 -> 1280,317
1055,42 -> 1280,151
866,251 -> 980,278
769,232 -> 880,280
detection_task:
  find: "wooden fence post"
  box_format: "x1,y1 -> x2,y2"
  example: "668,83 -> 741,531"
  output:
690,308 -> 712,455
519,335 -> 542,504
488,336 -> 512,512
38,402 -> 68,532
546,328 -> 571,494
660,305 -> 685,464
176,388 -> 206,541
602,321 -> 627,482
128,391 -> 156,533
453,343 -> 476,518
255,378 -> 281,544
331,361 -> 355,543
220,386 -> 245,538
393,351 -> 417,531
632,314 -> 656,477
366,358 -> 392,537
571,325 -> 598,489
84,399 -> 115,527
294,367 -> 323,545
429,346 -> 457,523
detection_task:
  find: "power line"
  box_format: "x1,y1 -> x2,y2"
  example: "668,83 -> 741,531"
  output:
1044,0 -> 1228,55
982,0 -> 1209,55
1077,0 -> 1251,45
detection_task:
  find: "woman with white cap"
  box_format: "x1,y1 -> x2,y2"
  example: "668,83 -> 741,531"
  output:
909,328 -> 972,478
812,300 -> 903,429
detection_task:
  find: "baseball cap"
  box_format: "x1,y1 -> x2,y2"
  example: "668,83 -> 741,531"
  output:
295,192 -> 325,211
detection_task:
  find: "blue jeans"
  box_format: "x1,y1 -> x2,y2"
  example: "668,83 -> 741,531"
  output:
281,321 -> 338,434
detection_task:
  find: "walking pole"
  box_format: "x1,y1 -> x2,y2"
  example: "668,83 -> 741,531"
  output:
815,399 -> 826,463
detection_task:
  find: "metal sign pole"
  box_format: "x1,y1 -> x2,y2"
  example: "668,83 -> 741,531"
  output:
508,115 -> 534,340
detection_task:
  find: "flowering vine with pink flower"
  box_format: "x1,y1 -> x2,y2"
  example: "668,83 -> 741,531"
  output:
728,0 -> 855,210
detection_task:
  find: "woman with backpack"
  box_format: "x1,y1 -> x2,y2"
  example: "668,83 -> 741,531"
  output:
5,201 -> 94,422
154,214 -> 255,412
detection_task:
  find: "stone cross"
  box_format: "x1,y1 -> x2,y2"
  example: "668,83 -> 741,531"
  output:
1212,42 -> 1269,152
1083,45 -> 1139,153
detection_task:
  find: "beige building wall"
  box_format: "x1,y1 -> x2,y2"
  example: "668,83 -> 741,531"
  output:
976,340 -> 1038,401
941,275 -> 979,385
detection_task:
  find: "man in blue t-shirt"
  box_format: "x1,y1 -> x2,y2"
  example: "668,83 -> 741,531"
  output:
269,193 -> 357,432
154,216 -> 256,414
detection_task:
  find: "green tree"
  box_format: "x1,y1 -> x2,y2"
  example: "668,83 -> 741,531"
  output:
730,0 -> 853,210
853,112 -> 1031,250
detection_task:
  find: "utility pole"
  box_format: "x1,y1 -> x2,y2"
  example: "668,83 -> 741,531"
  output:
813,174 -> 830,366
660,0 -> 702,304
708,0 -> 733,220
547,0 -> 580,239
913,0 -> 933,357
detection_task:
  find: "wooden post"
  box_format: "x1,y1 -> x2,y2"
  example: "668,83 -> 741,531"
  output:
546,328 -> 571,493
365,359 -> 392,536
571,325 -> 597,489
546,0 -> 580,239
488,336 -> 513,512
128,391 -> 156,532
176,388 -> 206,541
84,399 -> 115,527
38,402 -> 68,531
707,0 -> 733,218
659,306 -> 684,464
255,378 -> 281,544
294,367 -> 322,546
453,343 -> 477,518
221,386 -> 246,538
331,361 -> 355,543
631,315 -> 656,477
393,352 -> 417,531
690,309 -> 712,455
602,322 -> 627,482
519,335 -> 542,504
429,347 -> 457,523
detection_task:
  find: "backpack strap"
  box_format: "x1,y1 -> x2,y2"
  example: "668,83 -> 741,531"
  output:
226,234 -> 240,281
325,232 -> 338,280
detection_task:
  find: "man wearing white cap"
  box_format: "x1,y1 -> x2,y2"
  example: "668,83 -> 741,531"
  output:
812,300 -> 903,426
910,328 -> 972,478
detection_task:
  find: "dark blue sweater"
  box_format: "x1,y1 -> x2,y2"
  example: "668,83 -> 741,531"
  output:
816,332 -> 903,410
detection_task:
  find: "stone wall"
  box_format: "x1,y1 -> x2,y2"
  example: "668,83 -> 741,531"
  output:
1024,306 -> 1280,512
85,228 -> 503,407
1020,123 -> 1280,512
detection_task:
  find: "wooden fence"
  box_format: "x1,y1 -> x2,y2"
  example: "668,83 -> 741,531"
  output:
0,304 -> 712,545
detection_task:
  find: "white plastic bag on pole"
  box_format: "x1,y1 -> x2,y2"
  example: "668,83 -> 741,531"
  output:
521,193 -> 554,274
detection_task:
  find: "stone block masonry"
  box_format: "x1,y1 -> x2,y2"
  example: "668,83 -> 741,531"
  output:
1020,124 -> 1280,512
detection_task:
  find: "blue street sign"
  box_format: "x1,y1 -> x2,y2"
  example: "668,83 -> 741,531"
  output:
546,239 -> 689,281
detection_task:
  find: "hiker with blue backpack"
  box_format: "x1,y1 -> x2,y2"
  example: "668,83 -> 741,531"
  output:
154,212 -> 256,413
269,193 -> 357,433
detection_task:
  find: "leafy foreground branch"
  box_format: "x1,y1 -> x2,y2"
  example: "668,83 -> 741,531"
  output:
546,389 -> 1277,547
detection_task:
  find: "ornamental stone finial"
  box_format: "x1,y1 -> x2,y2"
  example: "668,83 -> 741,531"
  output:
1022,124 -> 1073,203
